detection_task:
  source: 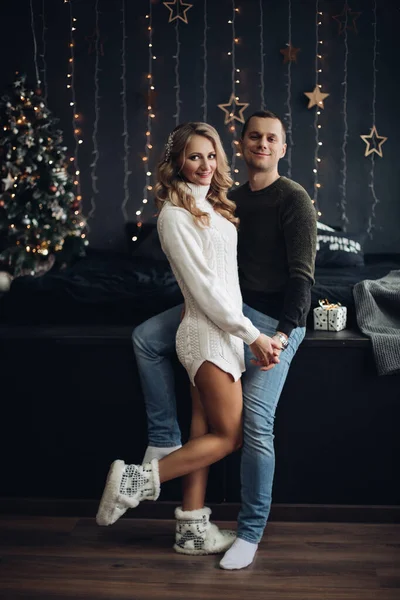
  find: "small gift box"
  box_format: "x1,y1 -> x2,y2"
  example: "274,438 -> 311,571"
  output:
313,299 -> 347,332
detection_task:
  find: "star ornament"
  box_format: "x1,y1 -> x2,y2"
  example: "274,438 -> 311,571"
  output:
2,172 -> 15,191
218,94 -> 249,124
304,86 -> 330,109
332,5 -> 361,35
163,0 -> 193,24
280,44 -> 301,64
360,126 -> 387,157
86,30 -> 106,56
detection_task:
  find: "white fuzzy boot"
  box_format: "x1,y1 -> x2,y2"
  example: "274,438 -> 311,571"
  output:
96,459 -> 160,526
173,506 -> 236,555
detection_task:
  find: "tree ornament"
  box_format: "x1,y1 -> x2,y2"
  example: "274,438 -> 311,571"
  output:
0,271 -> 13,293
2,172 -> 15,191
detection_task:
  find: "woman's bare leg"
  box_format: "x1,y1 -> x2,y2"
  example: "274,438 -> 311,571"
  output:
181,385 -> 209,511
158,362 -> 243,484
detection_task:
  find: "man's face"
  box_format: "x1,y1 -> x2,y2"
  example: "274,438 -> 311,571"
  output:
240,117 -> 287,173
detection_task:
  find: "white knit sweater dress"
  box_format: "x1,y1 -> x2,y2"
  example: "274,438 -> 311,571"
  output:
157,183 -> 260,386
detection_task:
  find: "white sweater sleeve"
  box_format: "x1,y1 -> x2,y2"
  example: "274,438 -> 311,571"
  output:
158,207 -> 260,346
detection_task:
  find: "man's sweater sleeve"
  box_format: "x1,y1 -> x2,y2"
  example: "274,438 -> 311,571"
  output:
277,190 -> 317,337
158,207 -> 260,345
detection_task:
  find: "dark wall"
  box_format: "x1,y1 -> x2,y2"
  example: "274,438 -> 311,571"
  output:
1,0 -> 398,253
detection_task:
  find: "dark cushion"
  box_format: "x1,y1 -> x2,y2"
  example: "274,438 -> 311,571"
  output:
0,249 -> 182,325
316,231 -> 365,268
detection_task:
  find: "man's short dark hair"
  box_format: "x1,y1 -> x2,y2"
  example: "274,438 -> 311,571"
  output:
241,110 -> 286,144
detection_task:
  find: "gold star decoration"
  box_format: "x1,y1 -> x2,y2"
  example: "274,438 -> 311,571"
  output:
332,5 -> 361,35
304,86 -> 330,109
218,94 -> 249,124
280,44 -> 301,64
360,126 -> 387,157
163,0 -> 193,24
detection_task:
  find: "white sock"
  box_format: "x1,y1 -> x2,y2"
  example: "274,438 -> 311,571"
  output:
142,445 -> 181,463
219,538 -> 258,570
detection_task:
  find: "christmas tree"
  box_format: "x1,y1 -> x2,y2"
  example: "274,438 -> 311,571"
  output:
0,74 -> 87,278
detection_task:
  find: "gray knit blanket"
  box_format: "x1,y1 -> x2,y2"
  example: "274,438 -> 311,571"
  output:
353,270 -> 400,376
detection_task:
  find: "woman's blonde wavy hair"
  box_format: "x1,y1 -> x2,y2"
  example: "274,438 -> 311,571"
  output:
154,122 -> 238,228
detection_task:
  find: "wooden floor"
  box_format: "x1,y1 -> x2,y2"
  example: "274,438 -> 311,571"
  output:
0,517 -> 399,599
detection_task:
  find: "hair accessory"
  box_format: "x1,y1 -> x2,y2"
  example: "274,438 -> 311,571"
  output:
164,132 -> 175,162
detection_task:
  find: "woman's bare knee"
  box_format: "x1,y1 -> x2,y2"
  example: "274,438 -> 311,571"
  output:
234,430 -> 243,451
230,427 -> 243,452
213,426 -> 242,455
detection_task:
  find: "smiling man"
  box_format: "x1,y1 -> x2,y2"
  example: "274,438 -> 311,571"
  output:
132,110 -> 317,570
230,111 -> 316,346
216,110 -> 317,569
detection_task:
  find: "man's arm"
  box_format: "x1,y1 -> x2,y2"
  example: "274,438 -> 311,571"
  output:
276,190 -> 317,339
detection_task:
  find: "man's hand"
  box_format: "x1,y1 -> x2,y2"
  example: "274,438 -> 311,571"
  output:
249,334 -> 282,371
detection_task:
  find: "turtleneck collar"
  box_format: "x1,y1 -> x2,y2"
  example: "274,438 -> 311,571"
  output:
185,182 -> 210,202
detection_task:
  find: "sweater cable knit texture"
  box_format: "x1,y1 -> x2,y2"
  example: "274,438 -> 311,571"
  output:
157,183 -> 260,385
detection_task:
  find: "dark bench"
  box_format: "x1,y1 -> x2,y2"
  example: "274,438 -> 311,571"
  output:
1,324 -> 398,519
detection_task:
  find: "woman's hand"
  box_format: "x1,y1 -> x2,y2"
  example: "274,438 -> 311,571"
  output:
249,334 -> 281,371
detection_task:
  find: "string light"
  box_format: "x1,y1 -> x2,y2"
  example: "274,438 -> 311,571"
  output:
120,0 -> 131,221
66,2 -> 83,205
88,0 -> 101,220
229,1 -> 241,186
259,0 -> 265,110
338,2 -> 350,230
29,0 -> 41,88
202,0 -> 208,121
134,2 -> 155,241
40,0 -> 48,103
312,0 -> 324,218
284,0 -> 293,178
173,17 -> 181,125
367,0 -> 380,237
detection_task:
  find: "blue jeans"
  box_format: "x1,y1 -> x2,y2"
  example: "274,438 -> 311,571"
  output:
133,303 -> 305,543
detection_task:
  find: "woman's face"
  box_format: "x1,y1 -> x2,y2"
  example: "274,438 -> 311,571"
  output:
179,135 -> 217,186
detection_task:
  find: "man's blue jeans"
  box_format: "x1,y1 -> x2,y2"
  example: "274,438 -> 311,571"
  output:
133,303 -> 305,543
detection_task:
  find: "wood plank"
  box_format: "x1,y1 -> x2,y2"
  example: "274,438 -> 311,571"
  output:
0,518 -> 399,600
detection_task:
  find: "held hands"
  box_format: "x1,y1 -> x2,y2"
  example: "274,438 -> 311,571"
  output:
249,333 -> 283,371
